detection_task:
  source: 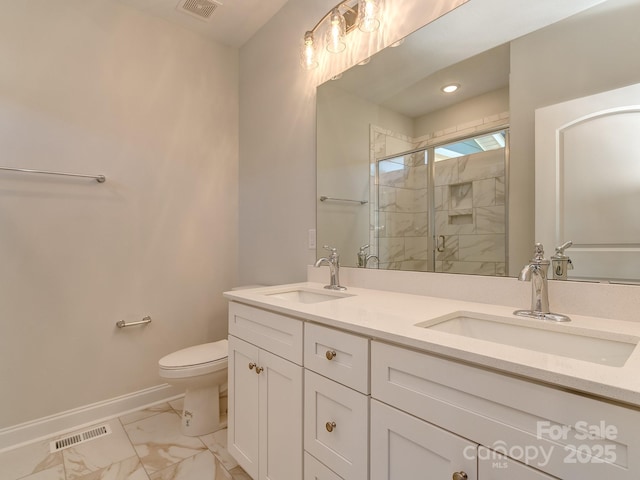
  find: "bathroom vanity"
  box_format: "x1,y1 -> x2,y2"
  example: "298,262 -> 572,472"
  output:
224,283 -> 640,480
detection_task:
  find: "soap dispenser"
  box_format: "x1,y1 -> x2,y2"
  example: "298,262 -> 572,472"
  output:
551,241 -> 573,280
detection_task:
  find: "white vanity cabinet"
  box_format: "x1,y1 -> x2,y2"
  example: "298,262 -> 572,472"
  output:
303,323 -> 370,480
228,303 -> 303,480
371,340 -> 640,480
226,293 -> 640,480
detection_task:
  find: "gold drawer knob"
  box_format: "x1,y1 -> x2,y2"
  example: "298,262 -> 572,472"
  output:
325,350 -> 337,360
452,472 -> 468,480
255,366 -> 264,374
248,362 -> 256,370
325,421 -> 336,432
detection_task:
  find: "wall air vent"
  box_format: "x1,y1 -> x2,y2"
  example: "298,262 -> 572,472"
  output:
49,424 -> 112,453
177,0 -> 223,21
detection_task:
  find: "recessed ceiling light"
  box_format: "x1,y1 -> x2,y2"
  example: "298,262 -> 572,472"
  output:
441,84 -> 460,93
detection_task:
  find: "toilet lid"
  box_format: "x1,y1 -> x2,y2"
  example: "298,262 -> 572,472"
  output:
159,339 -> 228,369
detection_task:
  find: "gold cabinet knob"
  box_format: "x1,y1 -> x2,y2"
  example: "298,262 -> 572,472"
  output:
325,350 -> 337,360
325,421 -> 336,432
248,362 -> 264,374
452,472 -> 468,480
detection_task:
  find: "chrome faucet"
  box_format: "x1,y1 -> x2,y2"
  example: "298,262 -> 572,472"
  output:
357,244 -> 379,268
514,243 -> 570,322
315,245 -> 347,291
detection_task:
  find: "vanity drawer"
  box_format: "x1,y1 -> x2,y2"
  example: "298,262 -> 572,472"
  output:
228,302 -> 303,364
304,323 -> 370,393
304,452 -> 344,480
304,370 -> 369,480
371,340 -> 640,480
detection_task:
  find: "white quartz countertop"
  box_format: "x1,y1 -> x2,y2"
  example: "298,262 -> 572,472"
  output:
223,282 -> 640,408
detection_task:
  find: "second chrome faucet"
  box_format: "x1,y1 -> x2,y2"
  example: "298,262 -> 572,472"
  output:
514,243 -> 570,322
315,245 -> 347,290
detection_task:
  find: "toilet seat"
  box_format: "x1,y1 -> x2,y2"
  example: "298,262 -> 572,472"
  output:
159,339 -> 228,379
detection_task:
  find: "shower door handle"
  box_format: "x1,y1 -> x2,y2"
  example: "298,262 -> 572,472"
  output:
437,235 -> 446,252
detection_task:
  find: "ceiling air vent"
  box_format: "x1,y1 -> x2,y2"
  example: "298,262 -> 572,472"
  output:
49,424 -> 112,453
177,0 -> 223,21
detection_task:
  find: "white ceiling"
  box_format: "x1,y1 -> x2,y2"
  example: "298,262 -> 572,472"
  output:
116,0 -> 289,47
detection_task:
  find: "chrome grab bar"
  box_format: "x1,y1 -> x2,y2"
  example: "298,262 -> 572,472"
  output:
116,316 -> 152,328
0,166 -> 106,183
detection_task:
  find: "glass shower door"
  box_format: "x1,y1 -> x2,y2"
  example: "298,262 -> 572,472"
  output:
432,129 -> 508,276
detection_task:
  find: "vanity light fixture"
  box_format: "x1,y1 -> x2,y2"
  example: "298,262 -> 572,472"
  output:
357,0 -> 383,32
301,31 -> 319,70
441,83 -> 460,93
300,0 -> 384,70
326,7 -> 347,53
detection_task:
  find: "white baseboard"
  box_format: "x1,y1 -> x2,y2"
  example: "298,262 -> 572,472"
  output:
0,383 -> 183,452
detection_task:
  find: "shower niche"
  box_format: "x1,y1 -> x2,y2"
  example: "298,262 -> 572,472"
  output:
446,182 -> 474,224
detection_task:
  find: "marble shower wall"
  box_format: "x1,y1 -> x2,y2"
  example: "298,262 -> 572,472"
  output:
434,149 -> 506,275
377,152 -> 430,271
369,126 -> 416,268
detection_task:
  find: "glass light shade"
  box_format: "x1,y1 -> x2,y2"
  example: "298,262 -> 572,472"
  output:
325,8 -> 346,53
300,31 -> 319,70
357,0 -> 383,33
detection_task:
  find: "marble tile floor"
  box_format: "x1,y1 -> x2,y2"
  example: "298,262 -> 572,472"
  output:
0,399 -> 250,480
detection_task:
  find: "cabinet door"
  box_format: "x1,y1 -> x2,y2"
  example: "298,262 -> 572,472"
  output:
259,348 -> 303,480
370,399 -> 477,480
478,446 -> 559,479
228,335 -> 260,480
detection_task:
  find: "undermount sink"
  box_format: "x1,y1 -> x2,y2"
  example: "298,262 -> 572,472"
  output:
416,311 -> 638,367
265,289 -> 352,304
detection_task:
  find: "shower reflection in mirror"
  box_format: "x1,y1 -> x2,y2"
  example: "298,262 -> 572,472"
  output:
371,129 -> 508,276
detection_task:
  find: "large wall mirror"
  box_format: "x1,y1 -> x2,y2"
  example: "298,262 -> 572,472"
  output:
317,0 -> 640,283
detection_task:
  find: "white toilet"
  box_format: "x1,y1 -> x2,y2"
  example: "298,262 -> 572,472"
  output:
158,339 -> 228,436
